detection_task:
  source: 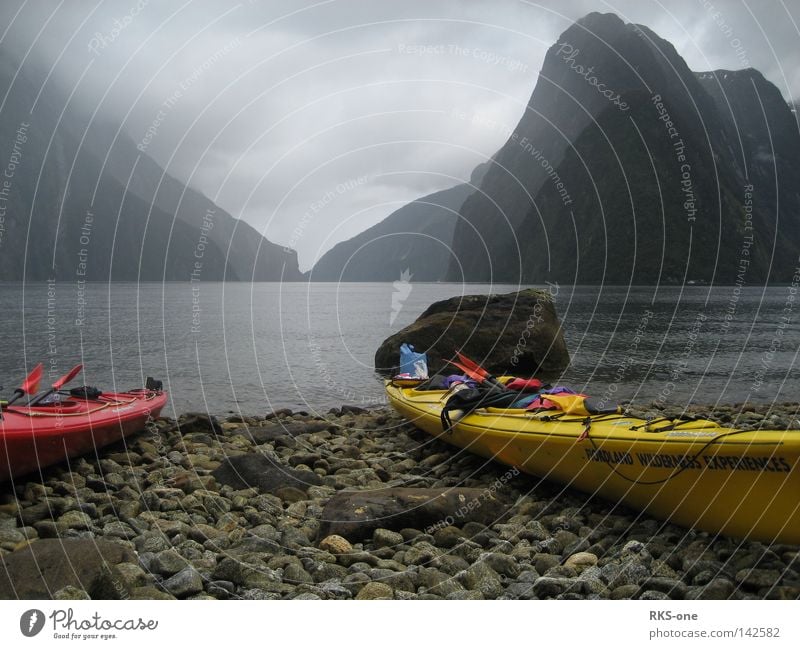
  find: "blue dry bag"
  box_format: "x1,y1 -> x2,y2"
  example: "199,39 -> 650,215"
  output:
399,343 -> 428,378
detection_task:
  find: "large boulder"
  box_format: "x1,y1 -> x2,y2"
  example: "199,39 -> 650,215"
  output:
375,288 -> 569,377
212,453 -> 323,495
0,539 -> 137,599
317,487 -> 509,542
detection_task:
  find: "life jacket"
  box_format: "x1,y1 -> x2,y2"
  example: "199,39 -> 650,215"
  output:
504,377 -> 544,392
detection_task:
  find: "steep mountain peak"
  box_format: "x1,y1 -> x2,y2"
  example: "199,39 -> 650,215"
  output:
444,12 -> 800,284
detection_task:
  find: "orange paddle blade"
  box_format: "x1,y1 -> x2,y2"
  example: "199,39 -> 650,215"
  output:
20,363 -> 43,394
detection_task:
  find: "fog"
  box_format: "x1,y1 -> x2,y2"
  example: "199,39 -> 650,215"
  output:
1,0 -> 797,270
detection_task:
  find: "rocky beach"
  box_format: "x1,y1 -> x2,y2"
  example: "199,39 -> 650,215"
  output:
1,401 -> 798,601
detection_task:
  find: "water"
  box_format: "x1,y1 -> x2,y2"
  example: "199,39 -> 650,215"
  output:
0,282 -> 797,417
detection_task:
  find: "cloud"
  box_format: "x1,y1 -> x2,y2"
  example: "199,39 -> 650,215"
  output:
1,0 -> 797,270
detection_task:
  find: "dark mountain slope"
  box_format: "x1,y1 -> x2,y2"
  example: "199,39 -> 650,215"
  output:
311,164 -> 487,282
0,48 -> 301,281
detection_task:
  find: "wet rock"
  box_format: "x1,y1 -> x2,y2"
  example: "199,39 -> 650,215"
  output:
318,487 -> 508,542
432,526 -> 466,548
162,567 -> 204,598
735,568 -> 781,590
374,288 -> 570,377
150,549 -> 190,576
212,454 -> 323,496
534,554 -> 561,575
0,539 -> 136,599
54,585 -> 91,600
532,576 -> 572,598
372,528 -> 404,549
460,561 -> 503,599
246,421 -> 331,444
564,552 -> 598,574
353,581 -> 391,599
178,412 -> 222,435
319,535 -> 353,555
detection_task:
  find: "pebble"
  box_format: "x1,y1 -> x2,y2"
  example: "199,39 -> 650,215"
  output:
0,404 -> 796,601
319,535 -> 352,555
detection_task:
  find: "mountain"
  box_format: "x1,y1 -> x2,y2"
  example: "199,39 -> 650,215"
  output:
443,13 -> 800,284
310,164 -> 487,281
0,48 -> 302,281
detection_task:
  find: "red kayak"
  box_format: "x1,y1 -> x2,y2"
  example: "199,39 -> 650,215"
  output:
0,387 -> 168,482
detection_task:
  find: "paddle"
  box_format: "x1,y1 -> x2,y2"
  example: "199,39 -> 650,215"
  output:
28,364 -> 83,406
454,351 -> 508,391
2,363 -> 44,409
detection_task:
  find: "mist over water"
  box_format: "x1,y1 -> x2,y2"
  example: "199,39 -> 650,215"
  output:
1,282 -> 797,417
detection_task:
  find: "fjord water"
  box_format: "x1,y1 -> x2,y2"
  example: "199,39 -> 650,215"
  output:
0,282 -> 797,417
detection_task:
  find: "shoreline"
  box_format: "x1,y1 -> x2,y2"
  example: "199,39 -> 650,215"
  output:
1,402 -> 798,600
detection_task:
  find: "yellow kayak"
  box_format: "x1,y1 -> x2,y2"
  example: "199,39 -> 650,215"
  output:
386,381 -> 800,544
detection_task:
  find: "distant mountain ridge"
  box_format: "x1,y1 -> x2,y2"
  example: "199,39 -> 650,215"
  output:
0,47 -> 302,281
311,163 -> 488,281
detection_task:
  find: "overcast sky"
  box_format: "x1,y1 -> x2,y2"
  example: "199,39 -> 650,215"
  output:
1,0 -> 798,270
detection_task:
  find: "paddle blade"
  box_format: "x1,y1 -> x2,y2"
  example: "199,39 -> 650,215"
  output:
448,358 -> 488,384
53,364 -> 83,390
20,363 -> 43,395
455,351 -> 490,378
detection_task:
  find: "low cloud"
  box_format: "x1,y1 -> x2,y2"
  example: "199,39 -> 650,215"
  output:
1,0 -> 797,270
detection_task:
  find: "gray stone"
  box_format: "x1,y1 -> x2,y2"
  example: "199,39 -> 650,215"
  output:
461,562 -> 503,599
0,539 -> 137,599
735,568 -> 781,590
447,590 -> 484,600
162,567 -> 204,598
372,528 -> 404,549
639,589 -> 671,600
53,585 -> 91,600
534,553 -> 561,575
503,582 -> 536,599
610,584 -> 640,600
639,577 -> 687,599
150,549 -> 189,576
318,487 -> 508,542
433,526 -> 466,548
480,552 -> 520,579
374,289 -> 570,377
283,563 -> 313,585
